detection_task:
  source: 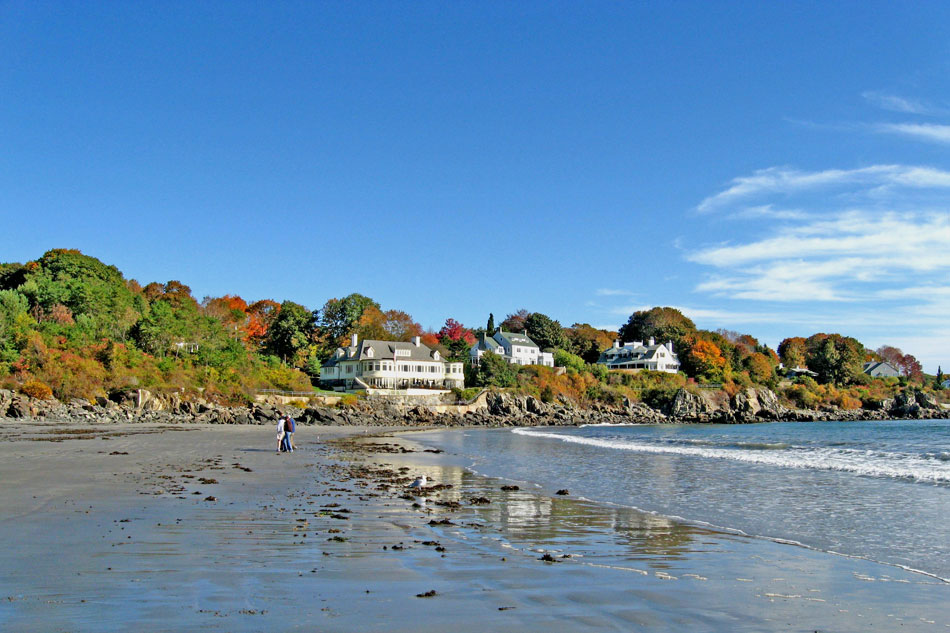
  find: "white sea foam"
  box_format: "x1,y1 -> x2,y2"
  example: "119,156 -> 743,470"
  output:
511,428 -> 950,484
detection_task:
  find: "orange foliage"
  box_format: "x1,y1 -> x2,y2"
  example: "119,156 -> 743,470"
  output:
688,339 -> 727,379
244,299 -> 281,344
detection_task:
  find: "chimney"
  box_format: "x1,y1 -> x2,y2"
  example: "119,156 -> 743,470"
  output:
648,336 -> 655,346
668,340 -> 673,352
613,340 -> 620,349
412,335 -> 421,347
350,333 -> 358,347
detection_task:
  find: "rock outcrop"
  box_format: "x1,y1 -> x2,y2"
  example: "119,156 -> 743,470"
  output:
1,385 -> 946,428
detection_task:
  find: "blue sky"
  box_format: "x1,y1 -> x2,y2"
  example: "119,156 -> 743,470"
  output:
2,2 -> 949,370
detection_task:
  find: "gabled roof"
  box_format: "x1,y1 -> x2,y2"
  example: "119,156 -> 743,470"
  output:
597,340 -> 679,367
493,329 -> 539,348
863,361 -> 900,376
323,339 -> 445,366
786,366 -> 817,377
472,334 -> 502,353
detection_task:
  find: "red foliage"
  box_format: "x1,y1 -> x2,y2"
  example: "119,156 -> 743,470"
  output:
439,319 -> 475,345
244,299 -> 281,344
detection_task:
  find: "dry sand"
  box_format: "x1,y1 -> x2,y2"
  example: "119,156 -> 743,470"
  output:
0,420 -> 947,632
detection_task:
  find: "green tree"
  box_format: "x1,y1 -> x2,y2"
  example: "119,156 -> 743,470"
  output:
524,312 -> 566,351
487,313 -> 495,334
473,351 -> 518,387
315,293 -> 379,351
0,290 -> 35,365
805,334 -> 865,385
265,301 -> 315,364
553,348 -> 586,372
619,307 -> 696,352
15,249 -> 144,340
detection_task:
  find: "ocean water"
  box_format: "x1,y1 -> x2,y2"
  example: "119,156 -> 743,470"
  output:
413,420 -> 950,581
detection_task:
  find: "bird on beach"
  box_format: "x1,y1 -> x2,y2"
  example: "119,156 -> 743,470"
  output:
408,475 -> 428,489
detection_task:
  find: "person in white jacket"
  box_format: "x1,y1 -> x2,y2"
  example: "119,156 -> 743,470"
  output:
276,416 -> 286,453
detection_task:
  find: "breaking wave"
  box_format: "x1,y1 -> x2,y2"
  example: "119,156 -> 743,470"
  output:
511,428 -> 950,484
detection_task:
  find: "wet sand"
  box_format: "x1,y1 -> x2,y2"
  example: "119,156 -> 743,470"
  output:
0,421 -> 947,632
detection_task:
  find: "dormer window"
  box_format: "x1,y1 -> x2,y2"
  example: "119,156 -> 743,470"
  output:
433,351 -> 440,361
365,347 -> 374,358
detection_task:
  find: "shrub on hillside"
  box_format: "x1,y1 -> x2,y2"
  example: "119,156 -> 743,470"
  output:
21,379 -> 52,400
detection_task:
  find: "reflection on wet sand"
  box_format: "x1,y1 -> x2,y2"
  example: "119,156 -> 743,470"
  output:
370,449 -> 716,572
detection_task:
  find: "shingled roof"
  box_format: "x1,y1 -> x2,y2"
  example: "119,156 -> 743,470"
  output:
323,339 -> 445,366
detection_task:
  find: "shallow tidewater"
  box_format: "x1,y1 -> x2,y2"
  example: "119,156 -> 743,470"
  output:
412,420 -> 950,581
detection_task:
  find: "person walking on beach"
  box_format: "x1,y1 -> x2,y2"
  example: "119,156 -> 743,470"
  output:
284,414 -> 296,452
276,416 -> 286,453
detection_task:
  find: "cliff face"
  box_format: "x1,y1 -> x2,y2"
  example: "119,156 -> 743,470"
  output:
669,388 -> 789,423
1,386 -> 947,427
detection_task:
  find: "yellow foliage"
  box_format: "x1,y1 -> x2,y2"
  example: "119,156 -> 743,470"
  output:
21,379 -> 53,400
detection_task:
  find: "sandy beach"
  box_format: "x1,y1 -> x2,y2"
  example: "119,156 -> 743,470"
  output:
1,420 -> 948,632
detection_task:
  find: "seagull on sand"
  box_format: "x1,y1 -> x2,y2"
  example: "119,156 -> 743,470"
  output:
408,475 -> 428,489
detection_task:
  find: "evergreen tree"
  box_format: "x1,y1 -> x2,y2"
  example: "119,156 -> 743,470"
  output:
524,312 -> 566,351
487,312 -> 495,334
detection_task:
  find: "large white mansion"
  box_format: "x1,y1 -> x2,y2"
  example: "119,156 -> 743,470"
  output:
470,329 -> 554,367
596,337 -> 680,373
320,335 -> 464,391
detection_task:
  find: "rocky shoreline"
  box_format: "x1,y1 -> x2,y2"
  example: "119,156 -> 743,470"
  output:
2,386 -> 947,428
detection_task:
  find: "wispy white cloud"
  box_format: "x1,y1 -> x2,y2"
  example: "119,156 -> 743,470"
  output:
727,204 -> 809,221
876,122 -> 950,145
689,162 -> 950,369
690,212 -> 950,303
691,212 -> 950,269
606,302 -> 787,325
697,165 -> 950,213
595,288 -> 635,296
861,91 -> 936,115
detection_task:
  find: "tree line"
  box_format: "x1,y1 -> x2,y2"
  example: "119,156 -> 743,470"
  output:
0,249 -> 940,406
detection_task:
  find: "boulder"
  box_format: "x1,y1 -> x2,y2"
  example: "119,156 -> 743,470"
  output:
7,396 -> 31,419
732,389 -> 761,416
915,391 -> 939,410
670,389 -> 712,420
0,389 -> 13,413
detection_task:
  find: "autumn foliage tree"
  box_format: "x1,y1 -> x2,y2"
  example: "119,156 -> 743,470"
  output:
355,307 -> 423,342
875,345 -> 924,381
683,338 -> 727,381
500,309 -> 531,333
778,337 -> 807,369
565,323 -> 615,364
244,300 -> 281,347
744,352 -> 775,384
438,318 -> 475,361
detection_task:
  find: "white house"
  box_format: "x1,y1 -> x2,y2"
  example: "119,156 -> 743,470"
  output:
470,329 -> 554,367
597,338 -> 680,373
320,335 -> 464,391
